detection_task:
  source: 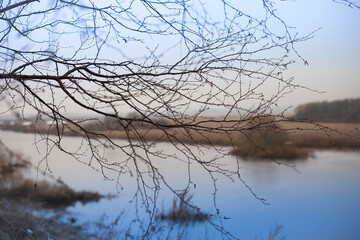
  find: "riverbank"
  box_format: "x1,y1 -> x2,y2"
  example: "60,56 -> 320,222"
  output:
97,121 -> 360,159
232,121 -> 360,159
0,200 -> 91,240
1,120 -> 359,160
0,140 -> 103,240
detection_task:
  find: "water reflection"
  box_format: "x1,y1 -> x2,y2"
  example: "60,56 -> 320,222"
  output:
1,130 -> 360,240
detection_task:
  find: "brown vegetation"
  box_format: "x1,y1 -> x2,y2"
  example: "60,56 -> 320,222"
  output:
2,119 -> 360,161
100,120 -> 360,160
231,117 -> 309,160
98,119 -> 360,146
0,145 -> 104,239
0,144 -> 103,208
0,178 -> 103,208
0,200 -> 90,240
156,190 -> 209,224
233,121 -> 360,160
281,122 -> 360,149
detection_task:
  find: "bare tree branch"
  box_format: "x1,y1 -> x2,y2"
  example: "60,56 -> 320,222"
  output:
0,0 -> 39,14
0,0 -> 358,238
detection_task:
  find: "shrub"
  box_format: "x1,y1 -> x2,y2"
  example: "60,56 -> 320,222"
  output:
156,190 -> 209,224
0,178 -> 103,207
233,116 -> 310,160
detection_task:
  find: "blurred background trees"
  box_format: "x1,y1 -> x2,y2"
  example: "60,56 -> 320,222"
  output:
294,98 -> 360,123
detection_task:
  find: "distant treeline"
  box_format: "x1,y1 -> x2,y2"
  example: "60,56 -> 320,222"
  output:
294,98 -> 360,123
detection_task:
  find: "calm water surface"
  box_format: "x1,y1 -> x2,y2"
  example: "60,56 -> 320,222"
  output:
1,130 -> 360,240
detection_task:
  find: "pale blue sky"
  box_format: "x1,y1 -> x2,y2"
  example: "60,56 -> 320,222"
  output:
1,0 -> 359,117
273,0 -> 360,107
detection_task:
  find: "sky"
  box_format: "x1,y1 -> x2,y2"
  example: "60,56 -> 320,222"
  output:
273,0 -> 360,108
1,0 -> 359,117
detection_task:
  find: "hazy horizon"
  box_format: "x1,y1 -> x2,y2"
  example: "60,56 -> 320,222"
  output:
0,0 -> 359,118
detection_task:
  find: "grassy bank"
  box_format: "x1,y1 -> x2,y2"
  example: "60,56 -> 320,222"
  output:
283,122 -> 360,149
100,121 -> 360,143
97,121 -> 360,160
233,121 -> 360,160
0,142 -> 105,239
0,177 -> 102,208
0,179 -> 96,240
3,118 -> 359,159
0,200 -> 91,240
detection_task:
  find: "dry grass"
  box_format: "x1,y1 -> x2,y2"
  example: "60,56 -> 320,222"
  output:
0,200 -> 91,240
156,190 -> 209,224
0,141 -> 104,239
281,122 -> 360,149
98,122 -> 360,148
0,145 -> 103,208
232,145 -> 311,160
98,128 -> 235,147
0,149 -> 104,239
233,122 -> 360,160
0,178 -> 103,208
91,121 -> 360,160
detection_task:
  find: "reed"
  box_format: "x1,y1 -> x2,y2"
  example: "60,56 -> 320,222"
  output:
0,178 -> 103,208
156,190 -> 209,224
0,200 -> 90,240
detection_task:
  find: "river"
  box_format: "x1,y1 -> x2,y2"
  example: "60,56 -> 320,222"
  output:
1,130 -> 360,240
